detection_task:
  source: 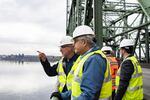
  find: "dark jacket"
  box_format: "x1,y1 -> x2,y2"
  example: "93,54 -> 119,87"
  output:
115,55 -> 134,100
40,54 -> 79,100
40,54 -> 79,76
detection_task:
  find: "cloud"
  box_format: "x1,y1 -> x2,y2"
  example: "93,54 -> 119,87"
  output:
0,0 -> 66,28
0,22 -> 61,43
0,0 -> 66,55
0,22 -> 63,55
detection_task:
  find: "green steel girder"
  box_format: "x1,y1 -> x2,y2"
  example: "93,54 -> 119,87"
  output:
133,14 -> 144,54
93,0 -> 103,47
66,0 -> 150,63
83,0 -> 93,25
107,8 -> 141,26
66,0 -> 77,36
106,21 -> 150,41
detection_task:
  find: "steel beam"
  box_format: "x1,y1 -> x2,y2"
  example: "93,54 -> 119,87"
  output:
93,0 -> 103,48
106,21 -> 150,41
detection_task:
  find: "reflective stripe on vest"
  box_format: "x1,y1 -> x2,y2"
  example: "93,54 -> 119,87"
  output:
72,96 -> 112,100
116,56 -> 143,100
57,57 -> 80,92
99,95 -> 112,100
71,50 -> 112,100
107,57 -> 119,90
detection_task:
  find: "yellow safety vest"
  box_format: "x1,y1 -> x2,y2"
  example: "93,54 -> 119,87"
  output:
116,56 -> 143,100
71,50 -> 112,100
57,57 -> 80,92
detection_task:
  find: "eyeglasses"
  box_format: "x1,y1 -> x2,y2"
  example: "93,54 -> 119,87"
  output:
60,45 -> 71,48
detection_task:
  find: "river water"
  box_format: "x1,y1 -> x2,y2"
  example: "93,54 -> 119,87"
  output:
0,61 -> 57,100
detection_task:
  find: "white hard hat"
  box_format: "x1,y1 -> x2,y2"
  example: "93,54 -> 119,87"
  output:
73,25 -> 95,39
119,39 -> 134,48
101,46 -> 113,52
59,36 -> 74,46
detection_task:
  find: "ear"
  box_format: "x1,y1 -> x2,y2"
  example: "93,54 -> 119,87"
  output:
81,39 -> 87,47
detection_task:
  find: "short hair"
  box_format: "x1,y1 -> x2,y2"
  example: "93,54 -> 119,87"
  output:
77,34 -> 96,47
103,50 -> 111,55
122,46 -> 134,54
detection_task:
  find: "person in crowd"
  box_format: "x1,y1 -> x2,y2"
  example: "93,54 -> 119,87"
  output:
38,36 -> 79,100
115,39 -> 143,100
71,25 -> 112,100
101,46 -> 119,100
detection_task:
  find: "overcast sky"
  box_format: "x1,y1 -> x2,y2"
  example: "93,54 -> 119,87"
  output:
0,0 -> 138,56
0,0 -> 66,56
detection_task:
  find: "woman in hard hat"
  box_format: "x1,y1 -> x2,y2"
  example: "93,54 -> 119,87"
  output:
115,39 -> 143,100
38,36 -> 79,100
71,25 -> 112,100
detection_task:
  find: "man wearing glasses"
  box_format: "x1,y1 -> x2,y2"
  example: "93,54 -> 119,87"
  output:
38,36 -> 79,100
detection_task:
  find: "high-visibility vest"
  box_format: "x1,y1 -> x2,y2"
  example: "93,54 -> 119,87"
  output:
116,56 -> 143,100
71,50 -> 112,100
107,57 -> 119,90
57,57 -> 80,92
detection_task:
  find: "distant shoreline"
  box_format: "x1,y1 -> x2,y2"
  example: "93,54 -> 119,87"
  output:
0,54 -> 61,62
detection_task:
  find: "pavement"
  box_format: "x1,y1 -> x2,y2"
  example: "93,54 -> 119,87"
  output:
142,68 -> 150,100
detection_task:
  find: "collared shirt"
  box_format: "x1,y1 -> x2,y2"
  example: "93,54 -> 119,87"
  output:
80,47 -> 93,59
63,54 -> 79,76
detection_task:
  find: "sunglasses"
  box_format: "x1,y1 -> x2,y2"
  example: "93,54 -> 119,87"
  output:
60,44 -> 72,48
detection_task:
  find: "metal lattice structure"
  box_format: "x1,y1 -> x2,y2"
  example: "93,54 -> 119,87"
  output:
66,0 -> 150,63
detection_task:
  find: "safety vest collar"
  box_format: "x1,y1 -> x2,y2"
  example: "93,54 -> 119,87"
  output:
98,95 -> 112,100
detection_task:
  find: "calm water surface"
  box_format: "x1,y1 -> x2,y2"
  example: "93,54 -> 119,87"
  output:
0,61 -> 57,100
